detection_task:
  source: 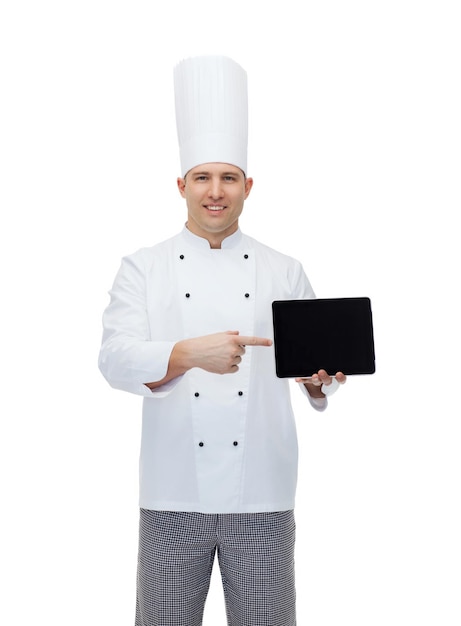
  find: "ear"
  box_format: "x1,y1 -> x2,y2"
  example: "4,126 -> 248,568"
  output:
177,177 -> 186,198
244,177 -> 253,199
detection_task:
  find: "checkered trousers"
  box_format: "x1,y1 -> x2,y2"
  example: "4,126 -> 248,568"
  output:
135,509 -> 296,626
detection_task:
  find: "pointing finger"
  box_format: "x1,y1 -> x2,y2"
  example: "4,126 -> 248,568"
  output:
235,336 -> 273,347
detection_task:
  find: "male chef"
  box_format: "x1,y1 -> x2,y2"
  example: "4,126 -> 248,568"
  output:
99,55 -> 346,626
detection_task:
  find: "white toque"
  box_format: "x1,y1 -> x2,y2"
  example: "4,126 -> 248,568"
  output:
174,55 -> 248,177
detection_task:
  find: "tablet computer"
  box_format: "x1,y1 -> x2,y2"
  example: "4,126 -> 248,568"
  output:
272,297 -> 375,377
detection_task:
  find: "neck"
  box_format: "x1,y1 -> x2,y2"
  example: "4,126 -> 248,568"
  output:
185,223 -> 239,249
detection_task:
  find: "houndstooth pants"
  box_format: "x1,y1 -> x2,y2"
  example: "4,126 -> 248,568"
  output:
135,509 -> 296,626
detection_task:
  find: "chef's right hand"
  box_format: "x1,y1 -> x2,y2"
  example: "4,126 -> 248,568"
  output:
178,330 -> 272,374
145,331 -> 272,390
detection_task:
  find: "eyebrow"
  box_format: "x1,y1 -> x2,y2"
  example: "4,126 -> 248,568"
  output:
192,170 -> 242,178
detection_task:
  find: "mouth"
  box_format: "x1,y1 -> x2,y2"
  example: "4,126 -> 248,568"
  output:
204,205 -> 226,212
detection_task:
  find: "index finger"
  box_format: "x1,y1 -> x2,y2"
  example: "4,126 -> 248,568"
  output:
235,336 -> 273,347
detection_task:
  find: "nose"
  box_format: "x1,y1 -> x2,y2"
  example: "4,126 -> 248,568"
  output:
208,177 -> 224,199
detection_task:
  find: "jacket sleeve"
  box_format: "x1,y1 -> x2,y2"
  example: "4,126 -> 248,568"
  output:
290,258 -> 316,300
98,251 -> 180,397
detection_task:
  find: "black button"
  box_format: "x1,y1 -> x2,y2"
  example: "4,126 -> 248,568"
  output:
238,391 -> 243,396
244,254 -> 249,259
194,392 -> 199,397
244,293 -> 250,298
199,442 -> 204,447
233,441 -> 238,446
185,293 -> 190,298
179,254 -> 184,260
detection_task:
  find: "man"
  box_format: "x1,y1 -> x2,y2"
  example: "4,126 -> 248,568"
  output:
99,56 -> 346,626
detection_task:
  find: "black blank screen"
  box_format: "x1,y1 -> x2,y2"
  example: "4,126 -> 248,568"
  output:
272,297 -> 376,377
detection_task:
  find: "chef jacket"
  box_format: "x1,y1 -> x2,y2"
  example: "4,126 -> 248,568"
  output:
99,226 -> 327,514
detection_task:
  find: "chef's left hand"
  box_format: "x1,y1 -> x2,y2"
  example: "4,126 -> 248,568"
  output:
295,369 -> 347,399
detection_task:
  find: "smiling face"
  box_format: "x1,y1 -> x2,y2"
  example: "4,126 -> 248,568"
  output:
177,162 -> 253,248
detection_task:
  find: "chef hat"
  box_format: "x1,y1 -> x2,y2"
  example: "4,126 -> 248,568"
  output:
174,55 -> 248,177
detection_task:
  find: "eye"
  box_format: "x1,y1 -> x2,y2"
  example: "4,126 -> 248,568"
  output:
223,175 -> 237,182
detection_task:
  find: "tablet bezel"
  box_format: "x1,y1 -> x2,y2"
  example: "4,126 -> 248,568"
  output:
272,297 -> 376,378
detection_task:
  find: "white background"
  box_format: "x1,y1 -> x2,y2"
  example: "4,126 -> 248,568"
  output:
1,1 -> 460,624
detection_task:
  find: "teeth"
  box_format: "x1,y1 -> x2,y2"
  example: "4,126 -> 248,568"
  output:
207,206 -> 225,211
